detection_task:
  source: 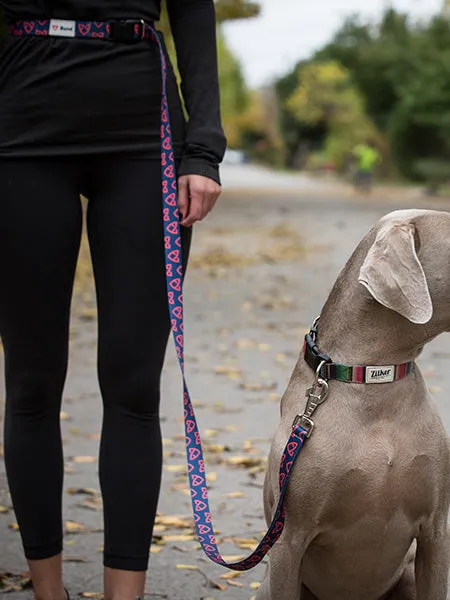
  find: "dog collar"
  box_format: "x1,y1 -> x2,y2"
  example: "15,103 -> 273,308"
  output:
304,318 -> 414,384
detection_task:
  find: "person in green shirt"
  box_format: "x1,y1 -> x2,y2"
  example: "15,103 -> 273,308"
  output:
353,141 -> 381,193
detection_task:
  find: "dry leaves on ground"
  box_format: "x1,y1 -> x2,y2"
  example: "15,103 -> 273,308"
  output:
0,571 -> 32,592
175,565 -> 227,591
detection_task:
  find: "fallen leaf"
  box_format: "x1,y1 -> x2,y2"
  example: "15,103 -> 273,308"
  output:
60,411 -> 70,421
239,382 -> 277,392
233,538 -> 258,550
176,564 -> 199,571
228,580 -> 244,588
0,571 -> 32,592
0,505 -> 10,514
155,515 -> 193,529
150,546 -> 163,553
80,593 -> 103,599
221,555 -> 245,562
224,491 -> 245,499
429,386 -> 442,394
258,343 -> 271,352
67,487 -> 98,496
205,444 -> 228,454
205,429 -> 218,438
214,365 -> 242,380
225,456 -> 267,469
224,425 -> 239,433
62,556 -> 88,563
164,465 -> 186,473
79,307 -> 97,322
78,498 -> 102,512
211,582 -> 227,591
65,521 -> 86,533
220,571 -> 242,580
9,522 -> 19,530
236,338 -> 256,349
206,472 -> 217,483
68,427 -> 82,436
72,456 -> 97,464
250,582 -> 261,590
175,564 -> 227,592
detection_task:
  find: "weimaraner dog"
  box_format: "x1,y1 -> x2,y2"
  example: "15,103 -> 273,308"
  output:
256,209 -> 450,600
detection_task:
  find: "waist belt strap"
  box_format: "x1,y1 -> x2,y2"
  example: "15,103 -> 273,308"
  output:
9,18 -> 149,42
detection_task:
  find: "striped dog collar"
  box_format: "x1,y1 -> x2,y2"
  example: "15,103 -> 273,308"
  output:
304,318 -> 413,384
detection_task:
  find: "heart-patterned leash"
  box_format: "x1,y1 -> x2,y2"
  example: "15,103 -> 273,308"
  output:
9,17 -> 319,570
152,31 -> 321,570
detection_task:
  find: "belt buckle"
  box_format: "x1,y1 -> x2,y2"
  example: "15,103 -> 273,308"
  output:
110,18 -> 146,43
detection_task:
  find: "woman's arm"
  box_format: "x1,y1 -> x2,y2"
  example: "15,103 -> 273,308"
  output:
167,0 -> 227,185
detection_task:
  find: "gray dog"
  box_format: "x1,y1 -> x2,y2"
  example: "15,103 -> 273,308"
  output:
256,209 -> 450,600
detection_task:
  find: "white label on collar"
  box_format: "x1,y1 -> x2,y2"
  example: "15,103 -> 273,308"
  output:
365,366 -> 395,384
49,19 -> 76,37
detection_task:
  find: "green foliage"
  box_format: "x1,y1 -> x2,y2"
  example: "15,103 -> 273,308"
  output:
157,1 -> 260,149
285,61 -> 376,170
215,0 -> 261,22
216,32 -> 250,147
276,61 -> 327,168
276,7 -> 450,185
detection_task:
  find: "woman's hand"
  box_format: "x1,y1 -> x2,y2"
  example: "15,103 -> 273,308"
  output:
178,174 -> 221,227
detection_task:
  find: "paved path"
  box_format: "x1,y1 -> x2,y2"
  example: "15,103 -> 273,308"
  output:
1,166 -> 450,599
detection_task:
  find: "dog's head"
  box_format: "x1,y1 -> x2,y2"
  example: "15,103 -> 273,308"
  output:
359,209 -> 450,328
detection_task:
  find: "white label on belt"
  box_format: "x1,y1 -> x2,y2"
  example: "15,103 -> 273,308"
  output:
49,19 -> 76,37
365,366 -> 395,384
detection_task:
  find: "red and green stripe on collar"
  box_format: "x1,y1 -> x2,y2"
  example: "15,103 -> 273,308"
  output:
303,325 -> 414,384
318,361 -> 413,384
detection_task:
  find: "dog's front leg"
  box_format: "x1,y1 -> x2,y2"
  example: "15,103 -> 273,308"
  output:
255,533 -> 310,600
415,516 -> 449,600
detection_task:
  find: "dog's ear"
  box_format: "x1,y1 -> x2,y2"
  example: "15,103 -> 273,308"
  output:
358,222 -> 432,324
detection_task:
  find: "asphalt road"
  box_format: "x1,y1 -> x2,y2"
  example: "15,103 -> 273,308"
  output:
1,166 -> 450,599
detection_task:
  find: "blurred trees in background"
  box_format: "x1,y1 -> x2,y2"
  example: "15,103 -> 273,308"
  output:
285,61 -> 376,172
276,8 -> 450,187
160,0 -> 281,165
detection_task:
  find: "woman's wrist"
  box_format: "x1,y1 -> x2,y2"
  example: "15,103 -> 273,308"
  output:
178,157 -> 221,186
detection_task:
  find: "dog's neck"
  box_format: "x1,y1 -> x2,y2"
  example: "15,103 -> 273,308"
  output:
315,263 -> 434,368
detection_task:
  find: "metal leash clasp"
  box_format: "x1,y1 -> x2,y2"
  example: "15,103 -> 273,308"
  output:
293,361 -> 329,438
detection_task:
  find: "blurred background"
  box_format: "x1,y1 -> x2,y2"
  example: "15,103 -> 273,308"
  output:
157,0 -> 450,194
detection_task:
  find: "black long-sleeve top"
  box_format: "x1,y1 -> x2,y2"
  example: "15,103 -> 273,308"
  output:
0,1 -> 226,183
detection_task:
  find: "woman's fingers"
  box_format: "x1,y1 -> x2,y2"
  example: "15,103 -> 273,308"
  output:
178,175 -> 221,227
177,176 -> 190,222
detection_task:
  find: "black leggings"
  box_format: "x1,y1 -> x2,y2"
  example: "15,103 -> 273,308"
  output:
0,156 -> 191,571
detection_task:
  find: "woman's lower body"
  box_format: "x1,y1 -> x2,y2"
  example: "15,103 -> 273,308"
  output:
0,155 -> 191,592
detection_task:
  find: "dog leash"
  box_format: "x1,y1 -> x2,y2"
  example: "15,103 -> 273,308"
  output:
10,18 -> 416,572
